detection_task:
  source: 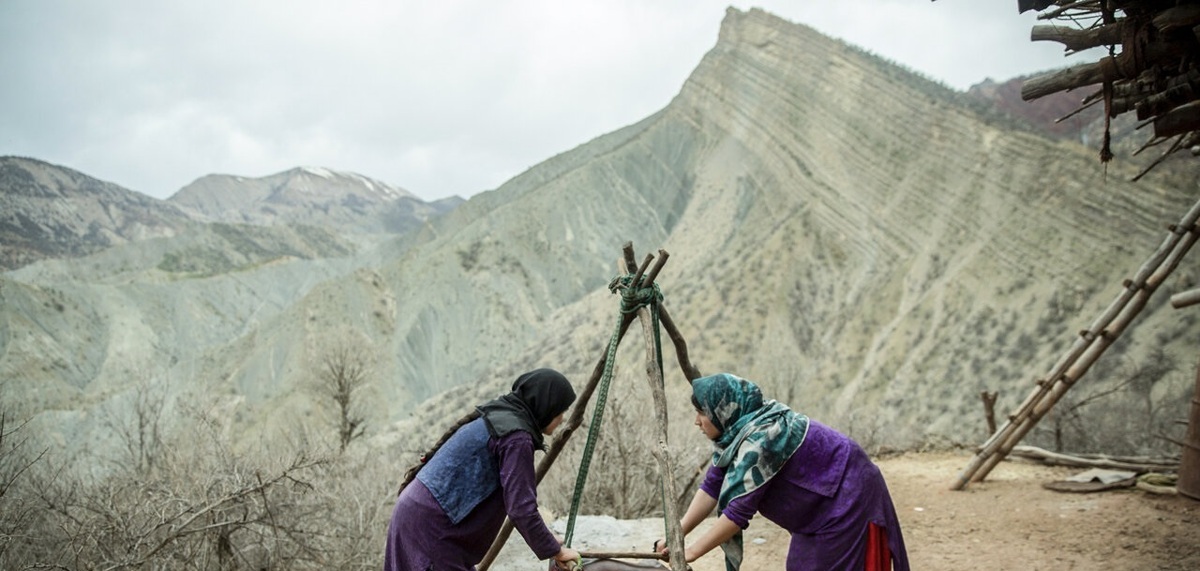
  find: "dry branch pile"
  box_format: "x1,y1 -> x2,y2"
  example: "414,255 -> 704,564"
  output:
1019,0 -> 1200,178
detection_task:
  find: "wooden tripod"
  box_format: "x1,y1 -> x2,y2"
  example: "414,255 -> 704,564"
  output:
478,242 -> 702,571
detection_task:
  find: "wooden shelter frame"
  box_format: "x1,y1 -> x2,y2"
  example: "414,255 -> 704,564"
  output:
478,242 -> 702,571
1016,1 -> 1200,179
953,197 -> 1200,490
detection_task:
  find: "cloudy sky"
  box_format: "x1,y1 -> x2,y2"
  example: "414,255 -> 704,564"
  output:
0,1 -> 1080,202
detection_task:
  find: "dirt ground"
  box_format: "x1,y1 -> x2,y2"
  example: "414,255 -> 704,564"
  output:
497,450 -> 1200,571
843,450 -> 1197,571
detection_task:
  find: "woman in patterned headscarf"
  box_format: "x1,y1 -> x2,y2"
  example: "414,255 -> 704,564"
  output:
655,373 -> 909,571
384,368 -> 581,571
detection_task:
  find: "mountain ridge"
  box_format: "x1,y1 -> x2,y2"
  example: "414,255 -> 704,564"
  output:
170,166 -> 463,236
0,156 -> 192,270
0,157 -> 462,271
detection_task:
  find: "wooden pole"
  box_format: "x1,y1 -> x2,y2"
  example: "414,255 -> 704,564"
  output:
1171,288 -> 1200,309
980,391 -> 998,435
630,263 -> 687,571
1153,5 -> 1200,33
659,304 -> 702,382
1179,359 -> 1200,501
1022,39 -> 1191,101
1176,274 -> 1200,500
1010,445 -> 1181,473
579,551 -> 667,561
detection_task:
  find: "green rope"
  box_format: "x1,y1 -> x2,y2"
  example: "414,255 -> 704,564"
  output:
563,274 -> 664,546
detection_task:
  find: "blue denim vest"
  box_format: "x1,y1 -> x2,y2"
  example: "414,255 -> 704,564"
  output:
415,418 -> 500,524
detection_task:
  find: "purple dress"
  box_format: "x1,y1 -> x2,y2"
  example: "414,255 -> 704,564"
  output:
700,420 -> 910,571
383,429 -> 560,571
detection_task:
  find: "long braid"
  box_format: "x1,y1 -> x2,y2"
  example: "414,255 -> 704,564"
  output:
397,410 -> 482,496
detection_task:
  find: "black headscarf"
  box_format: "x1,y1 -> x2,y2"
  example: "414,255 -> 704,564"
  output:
476,368 -> 575,450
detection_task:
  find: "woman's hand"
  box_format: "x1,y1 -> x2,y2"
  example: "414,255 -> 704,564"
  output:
552,546 -> 581,570
652,539 -> 697,563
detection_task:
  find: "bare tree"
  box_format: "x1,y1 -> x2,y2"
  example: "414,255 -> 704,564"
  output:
102,372 -> 168,475
313,339 -> 372,453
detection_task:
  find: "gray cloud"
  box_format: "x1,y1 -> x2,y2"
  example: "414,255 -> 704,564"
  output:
0,1 -> 1076,201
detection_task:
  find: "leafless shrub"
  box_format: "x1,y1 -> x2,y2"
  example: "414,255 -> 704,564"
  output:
838,406 -> 886,456
22,393 -> 333,571
0,408 -> 47,569
5,392 -> 395,571
44,454 -> 326,570
1036,348 -> 1182,456
300,452 -> 394,571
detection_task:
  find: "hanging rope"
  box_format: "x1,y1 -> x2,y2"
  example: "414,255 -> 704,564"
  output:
563,273 -> 664,546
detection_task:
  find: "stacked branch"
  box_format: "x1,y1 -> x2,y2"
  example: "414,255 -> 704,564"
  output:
1019,1 -> 1200,177
1010,445 -> 1180,472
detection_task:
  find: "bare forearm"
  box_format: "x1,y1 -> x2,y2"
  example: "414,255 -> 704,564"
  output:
654,489 -> 722,560
684,515 -> 741,562
680,489 -> 717,535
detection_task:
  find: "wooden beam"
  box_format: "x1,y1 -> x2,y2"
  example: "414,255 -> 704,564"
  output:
1023,41 -> 1193,101
1154,101 -> 1200,139
579,551 -> 667,561
1171,288 -> 1200,309
1018,0 -> 1058,14
631,246 -> 700,382
1136,69 -> 1200,120
1022,60 -> 1110,101
1154,5 -> 1200,33
659,304 -> 702,382
1031,22 -> 1122,52
1039,1 -> 1108,21
1180,365 -> 1200,500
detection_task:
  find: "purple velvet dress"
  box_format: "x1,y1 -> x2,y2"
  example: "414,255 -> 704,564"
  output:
383,429 -> 560,571
700,420 -> 910,571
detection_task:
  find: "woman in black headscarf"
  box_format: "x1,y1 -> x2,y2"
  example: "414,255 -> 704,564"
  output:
383,368 -> 580,571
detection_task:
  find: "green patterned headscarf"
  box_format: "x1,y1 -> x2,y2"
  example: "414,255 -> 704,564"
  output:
692,373 -> 808,571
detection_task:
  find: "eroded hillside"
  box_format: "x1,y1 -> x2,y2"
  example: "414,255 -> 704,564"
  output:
383,8 -> 1199,481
